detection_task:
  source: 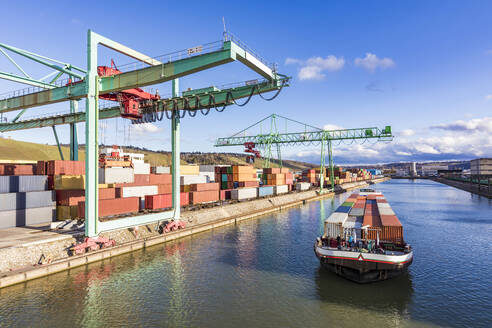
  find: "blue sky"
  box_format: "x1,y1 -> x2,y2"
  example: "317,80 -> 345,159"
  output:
0,1 -> 491,164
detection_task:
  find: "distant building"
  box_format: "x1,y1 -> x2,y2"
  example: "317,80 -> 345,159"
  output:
421,164 -> 448,176
470,158 -> 492,175
409,162 -> 417,176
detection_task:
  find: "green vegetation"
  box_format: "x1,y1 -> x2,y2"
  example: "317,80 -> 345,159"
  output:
0,138 -> 315,171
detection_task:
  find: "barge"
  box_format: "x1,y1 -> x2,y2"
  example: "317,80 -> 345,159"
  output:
314,188 -> 413,283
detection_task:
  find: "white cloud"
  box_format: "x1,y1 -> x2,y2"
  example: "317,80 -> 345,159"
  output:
286,55 -> 345,80
431,117 -> 492,133
414,144 -> 440,154
130,123 -> 161,135
323,123 -> 343,130
400,129 -> 415,137
354,53 -> 395,72
485,94 -> 492,101
396,151 -> 412,156
284,57 -> 301,65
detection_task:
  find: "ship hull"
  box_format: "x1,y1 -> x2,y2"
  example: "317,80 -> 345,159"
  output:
314,245 -> 413,283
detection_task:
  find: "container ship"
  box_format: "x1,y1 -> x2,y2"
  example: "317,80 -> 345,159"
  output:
314,189 -> 413,283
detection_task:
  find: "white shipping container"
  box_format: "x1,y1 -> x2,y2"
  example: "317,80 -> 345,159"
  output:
378,207 -> 395,215
377,203 -> 391,208
199,165 -> 215,172
180,175 -> 208,185
99,167 -> 134,184
231,187 -> 257,200
324,212 -> 348,238
199,172 -> 214,182
119,185 -> 158,198
273,185 -> 288,195
153,166 -> 170,174
296,182 -> 311,191
133,162 -> 150,174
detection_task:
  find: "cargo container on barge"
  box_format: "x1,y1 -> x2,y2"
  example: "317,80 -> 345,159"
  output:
314,189 -> 413,283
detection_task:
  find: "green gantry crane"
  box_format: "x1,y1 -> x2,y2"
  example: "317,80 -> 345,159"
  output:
0,30 -> 290,237
214,114 -> 393,193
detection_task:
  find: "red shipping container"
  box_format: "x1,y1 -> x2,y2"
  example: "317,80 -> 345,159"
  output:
220,189 -> 232,200
189,190 -> 219,204
145,192 -> 189,209
134,174 -> 150,185
157,184 -> 172,194
149,173 -> 171,185
0,164 -> 36,175
380,214 -> 402,227
189,183 -> 219,192
47,160 -> 85,175
77,197 -> 139,218
56,188 -> 116,206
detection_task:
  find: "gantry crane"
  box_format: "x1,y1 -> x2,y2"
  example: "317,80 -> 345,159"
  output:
214,114 -> 393,193
0,30 -> 289,238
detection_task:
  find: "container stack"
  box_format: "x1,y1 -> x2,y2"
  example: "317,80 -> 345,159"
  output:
188,182 -> 220,205
376,195 -> 403,243
301,169 -> 316,184
199,165 -> 215,182
362,197 -> 381,240
0,175 -> 55,228
262,167 -> 293,186
233,165 -> 258,187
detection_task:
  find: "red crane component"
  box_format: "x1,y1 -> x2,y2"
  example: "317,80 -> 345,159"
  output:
71,236 -> 116,255
244,142 -> 261,164
97,59 -> 160,120
67,59 -> 160,120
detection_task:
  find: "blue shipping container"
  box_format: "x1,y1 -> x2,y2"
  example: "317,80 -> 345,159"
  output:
335,206 -> 352,213
257,186 -> 274,197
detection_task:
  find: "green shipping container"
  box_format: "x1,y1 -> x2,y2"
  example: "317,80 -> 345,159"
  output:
342,201 -> 354,207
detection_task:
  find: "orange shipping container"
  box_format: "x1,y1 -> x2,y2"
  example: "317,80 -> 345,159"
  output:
189,190 -> 220,204
189,183 -> 220,192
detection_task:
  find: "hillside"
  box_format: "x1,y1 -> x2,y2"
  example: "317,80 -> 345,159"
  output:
0,138 -> 315,171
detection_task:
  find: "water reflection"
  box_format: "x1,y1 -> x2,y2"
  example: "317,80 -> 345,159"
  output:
315,267 -> 413,316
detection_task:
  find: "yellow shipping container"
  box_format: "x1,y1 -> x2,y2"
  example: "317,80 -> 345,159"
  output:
233,173 -> 256,182
56,205 -> 79,220
180,185 -> 191,192
232,165 -> 255,174
54,175 -> 85,190
179,165 -> 200,175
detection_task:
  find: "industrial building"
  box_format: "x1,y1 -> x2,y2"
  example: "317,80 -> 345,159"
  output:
470,158 -> 492,175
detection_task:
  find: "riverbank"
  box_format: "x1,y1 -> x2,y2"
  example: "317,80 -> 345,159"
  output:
433,177 -> 492,198
0,177 -> 389,288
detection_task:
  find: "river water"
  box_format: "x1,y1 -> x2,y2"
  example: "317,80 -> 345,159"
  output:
0,179 -> 491,328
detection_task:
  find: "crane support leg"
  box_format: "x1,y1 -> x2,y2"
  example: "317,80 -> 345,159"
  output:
171,79 -> 181,220
69,100 -> 78,161
319,139 -> 325,193
328,139 -> 335,191
51,125 -> 64,160
85,30 -> 100,237
276,143 -> 282,168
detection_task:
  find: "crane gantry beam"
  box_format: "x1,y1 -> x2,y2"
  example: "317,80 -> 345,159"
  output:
0,78 -> 288,132
0,38 -> 277,114
215,114 -> 393,193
